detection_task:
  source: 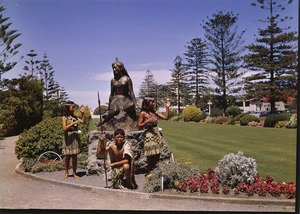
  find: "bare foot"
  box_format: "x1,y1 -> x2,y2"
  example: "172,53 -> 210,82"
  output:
63,173 -> 69,179
73,174 -> 80,179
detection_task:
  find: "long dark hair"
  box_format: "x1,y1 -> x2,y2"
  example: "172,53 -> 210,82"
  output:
62,101 -> 75,117
112,58 -> 130,78
141,98 -> 155,113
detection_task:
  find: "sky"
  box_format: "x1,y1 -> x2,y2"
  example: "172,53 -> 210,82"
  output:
1,0 -> 298,109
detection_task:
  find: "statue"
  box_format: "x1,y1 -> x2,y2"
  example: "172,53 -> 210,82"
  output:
88,58 -> 171,176
98,58 -> 138,131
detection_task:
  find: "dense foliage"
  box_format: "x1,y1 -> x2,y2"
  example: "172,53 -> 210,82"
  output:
143,159 -> 200,193
226,106 -> 242,118
183,105 -> 201,122
15,116 -> 89,160
263,113 -> 290,128
215,151 -> 257,188
239,114 -> 260,126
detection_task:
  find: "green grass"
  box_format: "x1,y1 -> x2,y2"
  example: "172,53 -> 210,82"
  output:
88,118 -> 296,182
158,121 -> 296,183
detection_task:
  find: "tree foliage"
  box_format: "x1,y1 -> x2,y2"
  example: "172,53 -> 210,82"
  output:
23,49 -> 40,78
0,6 -> 23,86
138,70 -> 158,99
0,76 -> 43,136
184,38 -> 210,107
202,11 -> 246,113
244,0 -> 298,113
169,56 -> 189,112
37,53 -> 68,119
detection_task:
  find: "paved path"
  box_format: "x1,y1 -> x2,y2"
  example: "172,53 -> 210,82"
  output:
0,136 -> 296,212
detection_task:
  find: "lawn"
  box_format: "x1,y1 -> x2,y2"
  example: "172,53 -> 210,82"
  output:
89,118 -> 297,182
158,120 -> 297,183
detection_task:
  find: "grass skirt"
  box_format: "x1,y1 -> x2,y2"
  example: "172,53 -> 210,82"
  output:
143,126 -> 163,157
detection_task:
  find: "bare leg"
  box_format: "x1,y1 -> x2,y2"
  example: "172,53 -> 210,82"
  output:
72,154 -> 79,178
153,154 -> 160,169
64,155 -> 71,178
123,163 -> 131,188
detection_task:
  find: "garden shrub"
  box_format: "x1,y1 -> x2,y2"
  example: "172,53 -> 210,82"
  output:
210,108 -> 223,117
239,115 -> 260,126
15,116 -> 89,159
264,113 -> 290,128
226,106 -> 241,118
183,106 -> 201,122
215,151 -> 257,188
285,114 -> 297,129
234,112 -> 250,121
275,120 -> 287,128
212,116 -> 231,124
194,112 -> 207,122
143,159 -> 200,193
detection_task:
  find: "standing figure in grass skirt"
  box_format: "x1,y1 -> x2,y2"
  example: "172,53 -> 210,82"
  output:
61,101 -> 86,179
138,97 -> 171,174
97,128 -> 137,190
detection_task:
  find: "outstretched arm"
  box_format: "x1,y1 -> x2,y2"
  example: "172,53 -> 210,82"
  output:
156,99 -> 171,120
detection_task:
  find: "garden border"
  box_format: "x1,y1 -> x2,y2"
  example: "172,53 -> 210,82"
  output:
15,161 -> 295,207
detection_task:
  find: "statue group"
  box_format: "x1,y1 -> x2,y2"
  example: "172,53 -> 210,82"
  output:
87,58 -> 171,178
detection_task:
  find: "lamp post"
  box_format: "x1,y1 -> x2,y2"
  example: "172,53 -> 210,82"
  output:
207,100 -> 212,116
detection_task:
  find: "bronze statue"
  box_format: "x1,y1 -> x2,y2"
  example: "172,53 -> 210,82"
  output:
98,58 -> 138,130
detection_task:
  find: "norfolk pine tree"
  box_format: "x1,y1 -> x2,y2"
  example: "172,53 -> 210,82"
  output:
38,53 -> 66,118
243,0 -> 298,113
170,55 -> 189,113
202,11 -> 246,114
184,38 -> 210,108
0,6 -> 23,87
138,70 -> 158,99
23,49 -> 40,78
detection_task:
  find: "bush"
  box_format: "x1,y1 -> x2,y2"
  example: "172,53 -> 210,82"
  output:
210,108 -> 223,117
143,159 -> 200,193
15,117 -> 89,159
226,106 -> 241,118
234,112 -> 250,121
215,151 -> 257,188
264,113 -> 290,128
240,115 -> 260,126
194,112 -> 208,122
285,114 -> 297,129
183,106 -> 201,122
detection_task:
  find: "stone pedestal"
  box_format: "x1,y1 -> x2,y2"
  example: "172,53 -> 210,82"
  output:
87,130 -> 171,175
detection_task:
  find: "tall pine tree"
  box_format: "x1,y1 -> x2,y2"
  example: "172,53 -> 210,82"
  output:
243,0 -> 298,113
138,70 -> 158,99
184,38 -> 210,107
38,53 -> 67,118
170,55 -> 189,112
202,11 -> 246,113
0,6 -> 23,87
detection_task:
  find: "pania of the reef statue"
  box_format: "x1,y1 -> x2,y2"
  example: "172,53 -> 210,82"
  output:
98,58 -> 138,131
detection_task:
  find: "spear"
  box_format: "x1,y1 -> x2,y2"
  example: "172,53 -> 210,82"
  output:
97,91 -> 108,188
